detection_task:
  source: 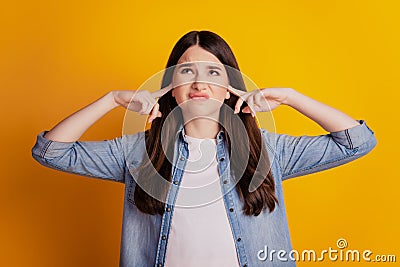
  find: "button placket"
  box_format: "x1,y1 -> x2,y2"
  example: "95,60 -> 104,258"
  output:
155,139 -> 188,266
222,174 -> 249,267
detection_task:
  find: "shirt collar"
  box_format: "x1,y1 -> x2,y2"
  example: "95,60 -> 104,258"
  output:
176,123 -> 225,143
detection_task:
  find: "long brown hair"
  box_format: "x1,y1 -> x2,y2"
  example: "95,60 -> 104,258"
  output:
133,30 -> 278,216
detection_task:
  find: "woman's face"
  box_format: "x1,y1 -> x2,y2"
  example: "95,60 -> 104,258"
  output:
171,45 -> 230,118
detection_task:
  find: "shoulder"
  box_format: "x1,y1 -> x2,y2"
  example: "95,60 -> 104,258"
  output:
121,131 -> 146,145
259,128 -> 280,160
259,128 -> 278,146
120,131 -> 147,161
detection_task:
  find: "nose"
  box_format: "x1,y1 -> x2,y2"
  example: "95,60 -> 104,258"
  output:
192,71 -> 209,90
192,81 -> 208,91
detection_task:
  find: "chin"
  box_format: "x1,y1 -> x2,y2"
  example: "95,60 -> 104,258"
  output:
181,105 -> 222,120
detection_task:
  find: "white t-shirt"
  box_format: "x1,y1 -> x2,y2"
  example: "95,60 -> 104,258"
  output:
164,134 -> 241,267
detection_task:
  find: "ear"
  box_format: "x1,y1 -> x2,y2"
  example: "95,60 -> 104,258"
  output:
172,89 -> 175,97
225,91 -> 230,99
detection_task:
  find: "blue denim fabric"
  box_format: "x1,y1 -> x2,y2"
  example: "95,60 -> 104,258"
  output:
31,120 -> 377,267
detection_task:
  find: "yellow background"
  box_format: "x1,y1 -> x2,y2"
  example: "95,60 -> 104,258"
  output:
1,0 -> 398,266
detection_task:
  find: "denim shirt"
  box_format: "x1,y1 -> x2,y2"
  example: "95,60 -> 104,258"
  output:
31,120 -> 377,267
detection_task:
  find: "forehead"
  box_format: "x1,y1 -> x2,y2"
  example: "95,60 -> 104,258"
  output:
177,45 -> 222,64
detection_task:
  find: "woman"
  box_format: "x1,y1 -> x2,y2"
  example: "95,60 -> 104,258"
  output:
31,30 -> 377,267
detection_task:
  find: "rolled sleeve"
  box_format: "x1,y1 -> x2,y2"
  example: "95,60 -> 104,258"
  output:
330,120 -> 375,149
31,131 -> 127,183
264,119 -> 377,181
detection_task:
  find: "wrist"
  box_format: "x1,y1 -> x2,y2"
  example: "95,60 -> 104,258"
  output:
282,88 -> 298,106
105,91 -> 120,110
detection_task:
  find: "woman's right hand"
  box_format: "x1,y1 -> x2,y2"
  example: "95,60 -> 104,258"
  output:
112,84 -> 172,123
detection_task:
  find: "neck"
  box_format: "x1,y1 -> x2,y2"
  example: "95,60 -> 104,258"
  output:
183,118 -> 220,139
181,107 -> 222,138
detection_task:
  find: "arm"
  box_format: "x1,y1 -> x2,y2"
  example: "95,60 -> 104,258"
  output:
43,92 -> 118,142
267,119 -> 377,181
31,92 -> 128,182
260,89 -> 377,180
284,89 -> 361,132
228,86 -> 378,181
32,89 -> 170,181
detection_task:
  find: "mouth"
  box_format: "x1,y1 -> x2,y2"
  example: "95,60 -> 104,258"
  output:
189,92 -> 210,100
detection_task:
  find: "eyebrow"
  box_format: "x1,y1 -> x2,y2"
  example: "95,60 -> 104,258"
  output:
208,65 -> 222,70
177,63 -> 193,69
177,63 -> 223,71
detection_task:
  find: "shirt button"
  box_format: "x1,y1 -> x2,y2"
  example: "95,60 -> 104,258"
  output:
243,264 -> 247,267
229,208 -> 234,212
237,237 -> 241,242
173,180 -> 178,185
223,180 -> 228,184
220,157 -> 225,161
162,235 -> 166,240
180,156 -> 185,161
166,207 -> 171,212
158,264 -> 162,267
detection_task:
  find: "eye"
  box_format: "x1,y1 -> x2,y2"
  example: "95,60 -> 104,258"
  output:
180,68 -> 194,74
209,70 -> 220,76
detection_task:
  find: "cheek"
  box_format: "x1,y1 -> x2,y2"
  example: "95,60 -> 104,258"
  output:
212,87 -> 228,101
172,87 -> 187,104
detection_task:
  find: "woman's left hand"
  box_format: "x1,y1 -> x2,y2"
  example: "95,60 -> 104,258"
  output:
228,86 -> 295,117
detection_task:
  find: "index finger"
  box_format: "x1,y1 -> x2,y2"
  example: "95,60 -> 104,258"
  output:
228,85 -> 247,98
151,83 -> 173,99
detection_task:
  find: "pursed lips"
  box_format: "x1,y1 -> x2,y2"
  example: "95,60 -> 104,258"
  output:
189,92 -> 210,100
